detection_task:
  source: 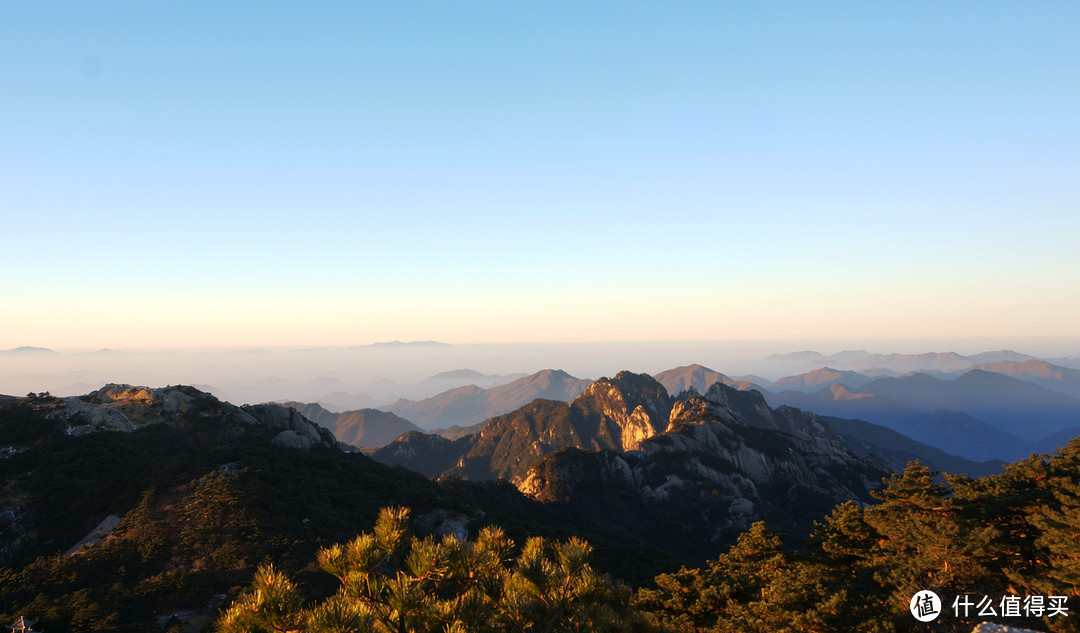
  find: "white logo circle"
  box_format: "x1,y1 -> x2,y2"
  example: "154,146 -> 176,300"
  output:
910,590 -> 941,622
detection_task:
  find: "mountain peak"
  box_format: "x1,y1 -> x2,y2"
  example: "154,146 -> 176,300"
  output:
2,346 -> 56,354
651,364 -> 730,397
573,371 -> 673,450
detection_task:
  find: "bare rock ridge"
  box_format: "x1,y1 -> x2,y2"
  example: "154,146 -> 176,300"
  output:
573,371 -> 672,451
15,384 -> 339,450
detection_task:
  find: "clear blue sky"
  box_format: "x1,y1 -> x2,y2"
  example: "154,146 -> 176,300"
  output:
3,2 -> 1078,348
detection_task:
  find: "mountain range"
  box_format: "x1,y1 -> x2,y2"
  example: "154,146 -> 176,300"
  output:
762,349 -> 1038,374
372,370 -> 1004,555
274,357 -> 1080,465
763,368 -> 1080,461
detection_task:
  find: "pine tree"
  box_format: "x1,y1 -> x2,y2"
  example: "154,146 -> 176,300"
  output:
217,507 -> 654,633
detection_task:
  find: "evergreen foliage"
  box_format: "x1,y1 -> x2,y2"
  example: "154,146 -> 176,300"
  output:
217,507 -> 654,633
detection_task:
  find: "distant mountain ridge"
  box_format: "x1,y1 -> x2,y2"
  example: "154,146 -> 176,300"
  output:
1,346 -> 56,355
764,349 -> 1037,375
650,364 -> 765,396
763,368 -> 1080,461
769,367 -> 875,392
383,369 -> 593,429
970,359 -> 1080,400
858,369 -> 1080,439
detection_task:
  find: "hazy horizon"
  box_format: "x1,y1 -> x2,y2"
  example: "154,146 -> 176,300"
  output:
5,337 -> 1080,408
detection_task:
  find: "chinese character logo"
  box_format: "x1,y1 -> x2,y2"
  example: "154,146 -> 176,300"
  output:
911,590 -> 941,622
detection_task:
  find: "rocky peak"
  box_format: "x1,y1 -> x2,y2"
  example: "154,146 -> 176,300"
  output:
702,382 -> 777,428
666,394 -> 738,431
241,403 -> 338,450
7,384 -> 339,451
701,382 -> 847,441
572,371 -> 672,450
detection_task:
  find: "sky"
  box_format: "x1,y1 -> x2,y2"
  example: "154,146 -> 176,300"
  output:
3,2 -> 1079,350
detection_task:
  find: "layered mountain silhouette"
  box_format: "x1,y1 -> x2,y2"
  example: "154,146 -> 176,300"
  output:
763,349 -> 1036,375
383,369 -> 593,429
969,359 -> 1080,400
821,414 -> 1004,477
763,368 -> 1080,461
851,370 -> 1080,439
766,384 -> 1029,462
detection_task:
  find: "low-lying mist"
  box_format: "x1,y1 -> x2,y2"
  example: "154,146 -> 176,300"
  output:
2,338 -> 1078,408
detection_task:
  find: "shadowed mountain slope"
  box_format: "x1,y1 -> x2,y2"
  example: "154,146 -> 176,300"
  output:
280,401 -> 421,448
769,367 -> 876,392
857,370 -> 1080,439
765,383 -> 1033,462
819,415 -> 1005,477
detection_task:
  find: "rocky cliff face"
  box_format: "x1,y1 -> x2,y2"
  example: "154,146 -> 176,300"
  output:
571,371 -> 672,450
242,403 -> 338,450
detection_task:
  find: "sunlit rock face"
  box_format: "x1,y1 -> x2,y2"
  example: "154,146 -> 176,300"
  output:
571,372 -> 672,451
